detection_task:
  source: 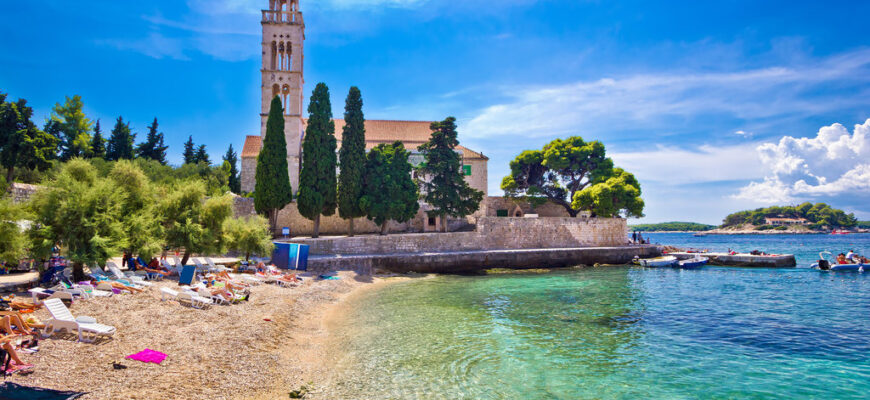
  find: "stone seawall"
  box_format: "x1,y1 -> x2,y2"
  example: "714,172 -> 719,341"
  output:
284,217 -> 628,255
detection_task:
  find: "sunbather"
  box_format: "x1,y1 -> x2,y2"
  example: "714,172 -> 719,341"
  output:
0,315 -> 35,336
0,295 -> 40,312
277,273 -> 301,285
100,280 -> 145,294
0,335 -> 29,368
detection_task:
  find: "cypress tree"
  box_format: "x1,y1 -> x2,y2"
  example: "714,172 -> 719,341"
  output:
182,135 -> 196,164
90,119 -> 106,159
254,96 -> 293,233
106,116 -> 135,161
153,133 -> 167,165
337,87 -> 367,236
136,118 -> 168,163
417,117 -> 483,232
194,144 -> 210,165
297,83 -> 337,238
360,142 -> 419,235
224,144 -> 241,194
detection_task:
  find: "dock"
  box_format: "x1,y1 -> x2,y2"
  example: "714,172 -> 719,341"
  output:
669,252 -> 796,268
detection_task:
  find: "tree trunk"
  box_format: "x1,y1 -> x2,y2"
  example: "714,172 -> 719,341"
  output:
380,222 -> 388,235
5,167 -> 13,188
348,218 -> 354,237
181,250 -> 190,266
72,261 -> 85,283
313,214 -> 321,238
441,214 -> 448,233
269,209 -> 278,237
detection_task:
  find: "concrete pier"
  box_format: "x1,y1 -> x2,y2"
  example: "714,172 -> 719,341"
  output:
669,252 -> 796,268
306,245 -> 662,274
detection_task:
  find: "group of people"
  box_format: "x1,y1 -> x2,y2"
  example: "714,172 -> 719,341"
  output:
0,306 -> 41,375
631,231 -> 651,245
837,250 -> 868,265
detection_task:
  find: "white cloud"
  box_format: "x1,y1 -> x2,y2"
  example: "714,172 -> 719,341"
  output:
735,119 -> 870,202
734,130 -> 753,138
611,143 -> 765,185
464,49 -> 870,139
98,32 -> 190,61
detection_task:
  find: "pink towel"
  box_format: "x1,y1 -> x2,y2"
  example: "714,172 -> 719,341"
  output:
126,349 -> 167,364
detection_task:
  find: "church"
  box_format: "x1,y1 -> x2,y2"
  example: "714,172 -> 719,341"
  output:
240,0 -> 489,233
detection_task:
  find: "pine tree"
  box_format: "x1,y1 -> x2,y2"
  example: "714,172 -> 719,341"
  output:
90,119 -> 106,159
417,117 -> 483,232
337,87 -> 367,237
136,118 -> 168,163
106,116 -> 136,161
0,95 -> 58,183
223,144 -> 241,194
360,142 -> 419,235
297,83 -> 337,238
254,96 -> 293,233
182,136 -> 196,164
49,95 -> 93,160
194,144 -> 210,165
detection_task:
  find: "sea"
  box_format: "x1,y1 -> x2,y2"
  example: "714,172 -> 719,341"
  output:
328,233 -> 870,399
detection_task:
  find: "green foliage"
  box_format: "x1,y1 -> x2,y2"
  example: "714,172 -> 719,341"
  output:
360,142 -> 420,233
0,198 -> 27,264
108,160 -> 162,258
136,118 -> 168,164
721,202 -> 857,229
28,159 -> 125,280
857,221 -> 870,229
194,144 -> 210,165
254,96 -> 293,232
106,116 -> 136,161
630,222 -> 716,232
337,87 -> 367,230
49,95 -> 93,160
298,83 -> 338,236
571,168 -> 644,218
90,119 -> 106,159
224,215 -> 274,261
417,117 -> 483,228
155,180 -> 233,263
0,94 -> 58,183
183,136 -> 196,164
223,144 -> 241,194
502,136 -> 640,218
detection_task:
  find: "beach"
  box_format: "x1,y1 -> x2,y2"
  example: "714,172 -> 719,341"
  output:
7,271 -> 401,399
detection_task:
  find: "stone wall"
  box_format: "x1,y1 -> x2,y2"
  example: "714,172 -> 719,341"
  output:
284,216 -> 628,255
7,183 -> 39,204
486,196 -> 574,218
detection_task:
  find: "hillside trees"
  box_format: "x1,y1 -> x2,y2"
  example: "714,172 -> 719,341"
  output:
106,116 -> 136,161
502,136 -> 643,218
0,94 -> 58,183
254,96 -> 293,233
183,136 -> 197,164
337,87 -> 367,236
417,117 -> 483,232
90,119 -> 106,159
49,95 -> 92,160
297,83 -> 337,238
136,118 -> 168,164
224,144 -> 241,194
721,202 -> 857,229
360,142 -> 419,235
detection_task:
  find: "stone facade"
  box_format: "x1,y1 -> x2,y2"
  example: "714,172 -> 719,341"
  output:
7,183 -> 39,204
486,196 -> 575,218
284,216 -> 628,255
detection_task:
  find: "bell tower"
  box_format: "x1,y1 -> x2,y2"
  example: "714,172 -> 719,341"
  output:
261,0 -> 304,192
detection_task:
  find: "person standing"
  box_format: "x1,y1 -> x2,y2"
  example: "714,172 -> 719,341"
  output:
632,231 -> 638,244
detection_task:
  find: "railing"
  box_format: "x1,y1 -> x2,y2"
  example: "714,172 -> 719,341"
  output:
262,10 -> 303,24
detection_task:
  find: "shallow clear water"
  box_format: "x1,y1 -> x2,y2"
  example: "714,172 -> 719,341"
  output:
330,235 -> 870,399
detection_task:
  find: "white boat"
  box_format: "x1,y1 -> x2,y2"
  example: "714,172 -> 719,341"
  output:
635,256 -> 678,268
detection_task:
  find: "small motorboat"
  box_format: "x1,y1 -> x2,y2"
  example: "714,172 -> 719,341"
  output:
678,256 -> 708,269
634,256 -> 678,268
812,251 -> 867,272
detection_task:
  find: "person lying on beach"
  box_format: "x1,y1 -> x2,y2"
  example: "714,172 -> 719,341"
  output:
142,259 -> 175,277
211,272 -> 250,289
277,273 -> 301,285
0,315 -> 35,337
0,295 -> 40,312
96,280 -> 146,294
0,335 -> 30,368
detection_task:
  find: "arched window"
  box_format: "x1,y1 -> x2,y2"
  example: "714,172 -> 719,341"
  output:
282,84 -> 291,113
270,41 -> 277,70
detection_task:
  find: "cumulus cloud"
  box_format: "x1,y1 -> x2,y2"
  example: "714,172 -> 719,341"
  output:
735,119 -> 870,203
464,49 -> 870,139
611,143 -> 764,185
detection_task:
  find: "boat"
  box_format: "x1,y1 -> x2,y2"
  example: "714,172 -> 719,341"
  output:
831,230 -> 851,235
811,251 -> 867,272
634,256 -> 678,268
678,256 -> 708,269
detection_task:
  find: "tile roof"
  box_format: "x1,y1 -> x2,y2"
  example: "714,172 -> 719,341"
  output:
241,119 -> 488,160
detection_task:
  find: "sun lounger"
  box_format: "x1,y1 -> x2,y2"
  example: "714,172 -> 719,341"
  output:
74,282 -> 113,297
28,287 -> 73,304
107,264 -> 153,287
41,298 -> 116,343
161,287 -> 211,308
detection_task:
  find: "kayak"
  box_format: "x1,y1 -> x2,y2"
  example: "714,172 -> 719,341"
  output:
636,256 -> 678,268
678,257 -> 708,269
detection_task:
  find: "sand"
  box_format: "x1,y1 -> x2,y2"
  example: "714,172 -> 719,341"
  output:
6,271 -> 399,399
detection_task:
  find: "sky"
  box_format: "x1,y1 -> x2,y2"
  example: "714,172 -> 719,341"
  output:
2,0 -> 870,224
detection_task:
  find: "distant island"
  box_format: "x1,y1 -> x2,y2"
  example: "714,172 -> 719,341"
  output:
630,222 -> 716,232
707,203 -> 859,234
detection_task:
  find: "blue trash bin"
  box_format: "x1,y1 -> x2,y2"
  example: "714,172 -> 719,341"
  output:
272,243 -> 309,271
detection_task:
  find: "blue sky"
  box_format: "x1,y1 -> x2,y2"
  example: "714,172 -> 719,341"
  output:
2,0 -> 870,224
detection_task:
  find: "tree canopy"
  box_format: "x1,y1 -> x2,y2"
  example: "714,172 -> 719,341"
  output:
106,116 -> 136,161
194,144 -> 210,165
49,95 -> 93,160
337,86 -> 367,236
0,94 -> 58,183
90,119 -> 106,159
223,144 -> 241,194
297,83 -> 337,238
183,136 -> 197,165
630,222 -> 716,232
417,117 -> 483,231
721,202 -> 857,229
502,136 -> 643,218
223,215 -> 273,261
136,118 -> 168,164
360,141 -> 419,235
254,96 -> 293,233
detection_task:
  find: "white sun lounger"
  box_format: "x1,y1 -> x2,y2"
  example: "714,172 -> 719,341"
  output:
107,264 -> 154,287
28,287 -> 73,304
41,298 -> 116,343
161,287 -> 211,309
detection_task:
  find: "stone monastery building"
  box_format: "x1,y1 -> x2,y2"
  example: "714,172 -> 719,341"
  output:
240,0 -> 489,220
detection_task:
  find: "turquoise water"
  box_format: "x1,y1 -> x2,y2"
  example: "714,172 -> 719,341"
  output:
330,235 -> 870,399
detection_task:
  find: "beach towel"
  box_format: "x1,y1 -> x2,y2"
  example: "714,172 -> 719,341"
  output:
126,349 -> 167,365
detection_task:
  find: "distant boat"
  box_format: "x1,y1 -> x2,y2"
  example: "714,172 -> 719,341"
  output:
812,251 -> 866,272
831,230 -> 851,235
678,256 -> 708,269
635,256 -> 678,268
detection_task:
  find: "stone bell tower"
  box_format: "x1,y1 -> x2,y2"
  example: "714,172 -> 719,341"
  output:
261,0 -> 304,191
